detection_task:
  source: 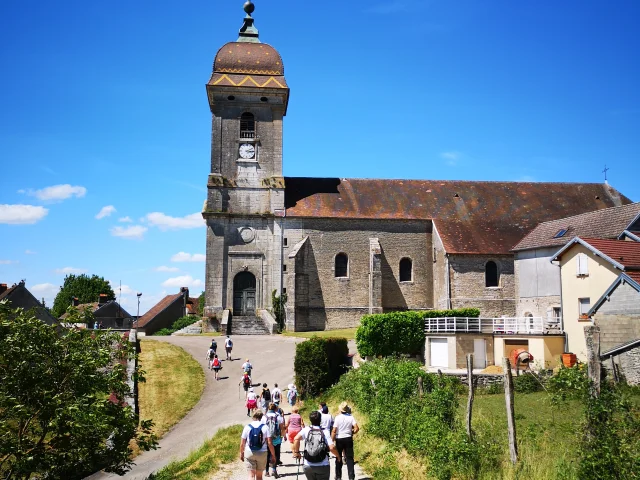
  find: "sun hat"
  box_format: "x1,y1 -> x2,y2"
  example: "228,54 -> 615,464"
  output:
249,387 -> 254,392
339,401 -> 351,414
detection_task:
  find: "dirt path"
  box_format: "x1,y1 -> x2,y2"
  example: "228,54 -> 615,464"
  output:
87,335 -> 303,480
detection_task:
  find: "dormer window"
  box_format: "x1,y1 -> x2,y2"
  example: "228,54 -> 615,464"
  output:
554,228 -> 568,238
240,112 -> 255,139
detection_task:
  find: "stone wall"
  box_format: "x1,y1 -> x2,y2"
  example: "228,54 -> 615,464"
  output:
432,225 -> 449,310
442,373 -> 504,388
449,254 -> 516,317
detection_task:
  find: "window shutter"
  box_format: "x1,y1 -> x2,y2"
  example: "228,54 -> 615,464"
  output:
576,253 -> 589,276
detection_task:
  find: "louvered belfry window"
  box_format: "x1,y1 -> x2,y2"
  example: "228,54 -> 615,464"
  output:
240,112 -> 255,138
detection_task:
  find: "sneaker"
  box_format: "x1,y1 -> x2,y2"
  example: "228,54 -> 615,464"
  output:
265,472 -> 270,477
272,470 -> 279,479
276,461 -> 283,466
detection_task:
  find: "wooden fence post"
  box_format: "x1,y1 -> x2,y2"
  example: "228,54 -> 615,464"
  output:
417,376 -> 424,397
502,357 -> 518,464
584,325 -> 601,397
466,354 -> 474,440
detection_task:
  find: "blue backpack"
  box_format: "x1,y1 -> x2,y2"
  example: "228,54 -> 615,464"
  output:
248,424 -> 264,451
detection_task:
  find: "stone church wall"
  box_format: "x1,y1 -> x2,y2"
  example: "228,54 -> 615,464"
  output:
432,225 -> 449,310
449,254 -> 516,317
285,218 -> 433,330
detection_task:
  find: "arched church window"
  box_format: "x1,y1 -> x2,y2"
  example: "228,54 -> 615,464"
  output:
485,261 -> 499,287
335,253 -> 348,278
240,112 -> 255,139
399,258 -> 412,282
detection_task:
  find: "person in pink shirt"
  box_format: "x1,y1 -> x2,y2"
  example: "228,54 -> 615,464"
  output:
285,405 -> 305,443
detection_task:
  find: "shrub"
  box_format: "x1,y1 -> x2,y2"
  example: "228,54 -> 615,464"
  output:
547,364 -> 589,404
152,316 -> 197,336
153,328 -> 174,336
294,337 -> 348,397
355,308 -> 480,357
513,372 -> 543,393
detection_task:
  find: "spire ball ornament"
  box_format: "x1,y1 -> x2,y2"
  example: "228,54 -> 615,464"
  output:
244,1 -> 255,15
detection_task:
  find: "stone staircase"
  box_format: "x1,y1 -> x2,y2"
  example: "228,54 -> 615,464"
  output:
229,316 -> 270,335
172,319 -> 202,335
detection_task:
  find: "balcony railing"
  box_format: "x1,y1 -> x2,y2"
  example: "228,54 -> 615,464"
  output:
424,317 -> 562,335
240,130 -> 255,139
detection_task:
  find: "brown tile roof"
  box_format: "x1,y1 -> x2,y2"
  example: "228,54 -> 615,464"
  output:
512,202 -> 640,251
137,293 -> 181,329
0,284 -> 18,301
60,302 -> 99,319
627,271 -> 640,285
580,238 -> 640,269
284,177 -> 632,254
214,42 -> 284,76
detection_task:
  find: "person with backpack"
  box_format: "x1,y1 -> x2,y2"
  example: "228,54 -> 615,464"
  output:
240,411 -> 276,480
293,410 -> 339,480
260,383 -> 271,413
286,384 -> 298,407
242,358 -> 253,380
240,372 -> 252,398
271,383 -> 282,406
262,403 -> 285,478
246,387 -> 258,416
211,354 -> 222,380
206,347 -> 215,369
225,335 -> 233,361
331,402 -> 359,480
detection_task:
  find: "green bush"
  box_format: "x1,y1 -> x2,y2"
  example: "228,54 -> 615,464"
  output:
355,308 -> 480,358
294,337 -> 348,397
153,328 -> 174,336
152,316 -> 197,336
513,372 -> 543,393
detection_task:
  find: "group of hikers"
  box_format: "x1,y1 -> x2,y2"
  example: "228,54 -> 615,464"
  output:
240,400 -> 359,480
205,336 -> 235,380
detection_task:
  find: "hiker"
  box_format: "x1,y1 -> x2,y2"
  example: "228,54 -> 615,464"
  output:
211,354 -> 222,380
285,405 -> 305,443
242,358 -> 253,379
260,383 -> 272,413
206,347 -> 215,368
262,402 -> 285,478
210,338 -> 218,355
271,383 -> 282,406
246,387 -> 258,416
293,410 -> 339,480
225,335 -> 233,360
286,384 -> 298,407
240,411 -> 277,480
331,402 -> 359,480
240,372 -> 252,398
318,402 -> 333,434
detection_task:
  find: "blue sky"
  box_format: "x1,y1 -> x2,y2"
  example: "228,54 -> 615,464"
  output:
1,0 -> 639,313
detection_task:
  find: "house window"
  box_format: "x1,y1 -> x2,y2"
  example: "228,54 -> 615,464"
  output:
283,238 -> 288,247
554,228 -> 568,238
485,261 -> 499,287
240,112 -> 255,138
579,298 -> 590,317
399,258 -> 412,282
282,264 -> 287,272
576,253 -> 589,276
335,253 -> 348,278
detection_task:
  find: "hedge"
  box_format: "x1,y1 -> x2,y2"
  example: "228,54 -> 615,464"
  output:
355,308 -> 480,357
294,337 -> 348,398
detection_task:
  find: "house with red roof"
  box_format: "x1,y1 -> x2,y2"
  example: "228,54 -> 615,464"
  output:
551,238 -> 640,360
136,287 -> 196,336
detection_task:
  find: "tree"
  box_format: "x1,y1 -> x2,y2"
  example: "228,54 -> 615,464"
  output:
198,290 -> 205,316
52,274 -> 115,318
0,301 -> 157,479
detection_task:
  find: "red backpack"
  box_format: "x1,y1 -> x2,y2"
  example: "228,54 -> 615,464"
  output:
213,358 -> 220,368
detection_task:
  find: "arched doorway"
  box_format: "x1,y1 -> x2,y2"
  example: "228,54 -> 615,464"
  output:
233,272 -> 256,316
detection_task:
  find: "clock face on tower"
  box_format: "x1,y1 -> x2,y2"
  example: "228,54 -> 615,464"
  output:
239,143 -> 255,159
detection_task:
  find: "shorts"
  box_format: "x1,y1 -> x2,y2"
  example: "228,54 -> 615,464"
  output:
213,366 -> 221,371
287,429 -> 301,443
244,448 -> 268,472
246,399 -> 257,409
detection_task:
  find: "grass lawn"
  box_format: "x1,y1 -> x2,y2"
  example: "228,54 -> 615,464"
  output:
138,340 -> 205,445
148,425 -> 242,480
280,327 -> 358,340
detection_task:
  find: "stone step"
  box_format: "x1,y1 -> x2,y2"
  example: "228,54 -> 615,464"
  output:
172,319 -> 203,335
230,316 -> 270,335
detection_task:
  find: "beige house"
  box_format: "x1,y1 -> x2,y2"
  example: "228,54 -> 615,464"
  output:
551,237 -> 640,360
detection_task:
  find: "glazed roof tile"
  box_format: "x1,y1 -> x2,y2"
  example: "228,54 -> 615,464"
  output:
283,177 -> 632,255
512,203 -> 640,251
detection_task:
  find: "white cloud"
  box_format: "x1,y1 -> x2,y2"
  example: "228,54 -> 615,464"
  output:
440,151 -> 462,166
0,260 -> 18,265
154,265 -> 180,272
170,252 -> 206,263
118,216 -> 133,223
25,250 -> 37,255
146,212 -> 205,230
55,267 -> 88,275
113,284 -> 136,295
95,205 -> 116,219
110,225 -> 148,240
0,204 -> 49,224
161,275 -> 204,289
30,283 -> 60,306
21,184 -> 87,201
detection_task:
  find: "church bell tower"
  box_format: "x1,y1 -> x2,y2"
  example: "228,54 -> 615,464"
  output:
202,1 -> 289,321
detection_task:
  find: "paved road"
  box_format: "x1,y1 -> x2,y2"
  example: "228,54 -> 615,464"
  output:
88,334 -> 304,480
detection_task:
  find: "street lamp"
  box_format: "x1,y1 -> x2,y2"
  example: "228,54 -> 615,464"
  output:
136,293 -> 142,329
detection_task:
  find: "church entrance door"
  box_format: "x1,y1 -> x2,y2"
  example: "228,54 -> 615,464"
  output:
233,272 -> 256,315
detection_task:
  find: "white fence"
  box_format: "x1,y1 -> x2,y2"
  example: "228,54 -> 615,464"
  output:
424,317 -> 561,335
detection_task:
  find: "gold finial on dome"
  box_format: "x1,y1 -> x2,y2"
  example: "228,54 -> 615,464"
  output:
238,1 -> 260,43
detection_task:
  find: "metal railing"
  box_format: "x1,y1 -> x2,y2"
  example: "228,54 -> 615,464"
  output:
424,317 -> 562,335
240,130 -> 255,139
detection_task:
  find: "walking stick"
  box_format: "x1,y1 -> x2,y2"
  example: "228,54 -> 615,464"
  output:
238,384 -> 241,400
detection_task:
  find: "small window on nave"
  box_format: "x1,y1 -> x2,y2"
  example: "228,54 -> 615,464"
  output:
485,261 -> 499,287
399,258 -> 412,282
335,253 -> 348,278
240,112 -> 255,139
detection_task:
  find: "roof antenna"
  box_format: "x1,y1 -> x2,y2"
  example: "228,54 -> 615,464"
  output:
602,165 -> 609,184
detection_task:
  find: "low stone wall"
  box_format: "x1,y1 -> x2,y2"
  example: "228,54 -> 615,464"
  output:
442,372 -> 504,388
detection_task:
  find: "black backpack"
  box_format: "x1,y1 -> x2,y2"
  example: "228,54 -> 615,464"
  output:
304,428 -> 328,463
262,388 -> 271,401
243,375 -> 251,386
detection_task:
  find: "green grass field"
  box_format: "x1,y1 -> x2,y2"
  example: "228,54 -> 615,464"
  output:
280,327 -> 357,340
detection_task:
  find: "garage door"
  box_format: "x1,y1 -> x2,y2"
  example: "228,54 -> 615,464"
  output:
430,338 -> 448,368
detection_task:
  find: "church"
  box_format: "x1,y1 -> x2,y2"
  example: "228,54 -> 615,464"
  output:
202,2 -> 631,332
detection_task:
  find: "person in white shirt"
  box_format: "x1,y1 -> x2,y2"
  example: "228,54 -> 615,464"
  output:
318,402 -> 333,434
261,403 -> 285,477
271,383 -> 282,405
240,411 -> 276,480
225,336 -> 233,360
331,402 -> 359,480
293,410 -> 339,480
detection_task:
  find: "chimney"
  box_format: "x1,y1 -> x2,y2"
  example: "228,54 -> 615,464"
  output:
98,293 -> 108,305
180,287 -> 189,298
72,297 -> 79,307
0,284 -> 7,294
